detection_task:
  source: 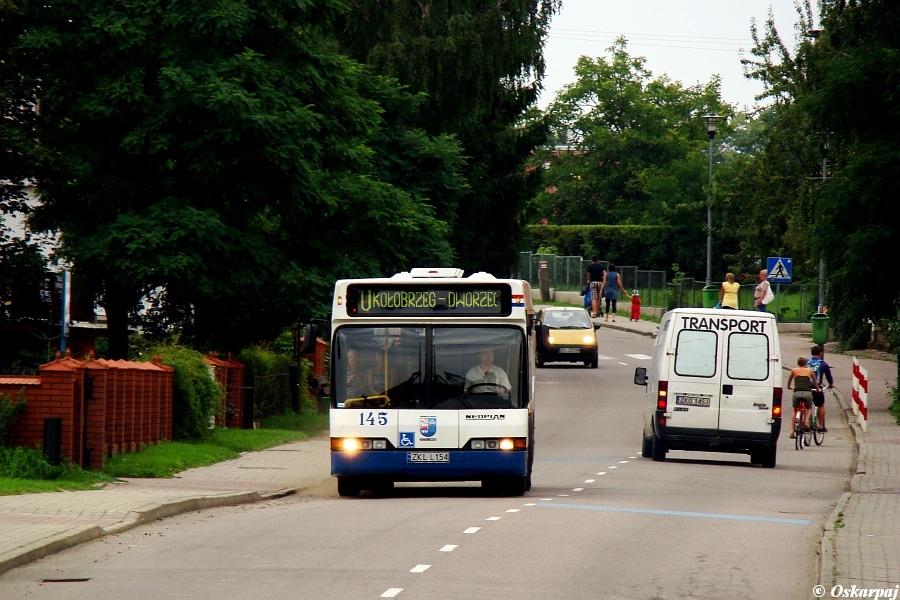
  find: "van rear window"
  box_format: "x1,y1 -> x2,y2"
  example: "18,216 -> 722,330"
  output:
674,330 -> 717,377
726,333 -> 770,380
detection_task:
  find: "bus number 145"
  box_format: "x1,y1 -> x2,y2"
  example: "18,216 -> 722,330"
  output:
360,411 -> 388,426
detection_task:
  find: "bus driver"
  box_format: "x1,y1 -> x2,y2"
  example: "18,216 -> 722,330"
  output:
465,348 -> 511,394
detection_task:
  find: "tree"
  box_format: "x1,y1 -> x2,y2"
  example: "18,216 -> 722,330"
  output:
534,39 -> 729,278
1,0 -> 465,356
800,0 -> 900,347
336,0 -> 561,276
740,0 -> 900,347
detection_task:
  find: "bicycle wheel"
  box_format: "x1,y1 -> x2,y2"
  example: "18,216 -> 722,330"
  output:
803,420 -> 813,447
812,413 -> 825,445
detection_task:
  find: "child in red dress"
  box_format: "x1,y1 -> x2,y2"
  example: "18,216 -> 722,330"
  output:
630,289 -> 641,321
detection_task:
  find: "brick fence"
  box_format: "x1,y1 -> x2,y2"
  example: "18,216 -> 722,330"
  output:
1,350 -> 174,470
203,353 -> 246,429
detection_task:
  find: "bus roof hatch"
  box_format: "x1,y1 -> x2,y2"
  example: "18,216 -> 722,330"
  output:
404,268 -> 465,279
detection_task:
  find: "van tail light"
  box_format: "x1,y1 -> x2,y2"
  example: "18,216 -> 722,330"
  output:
656,380 -> 668,411
772,387 -> 783,419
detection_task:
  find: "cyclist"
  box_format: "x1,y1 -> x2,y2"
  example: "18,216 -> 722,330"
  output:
807,345 -> 834,432
787,356 -> 821,439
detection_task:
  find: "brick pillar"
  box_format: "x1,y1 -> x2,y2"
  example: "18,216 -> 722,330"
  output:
84,356 -> 109,469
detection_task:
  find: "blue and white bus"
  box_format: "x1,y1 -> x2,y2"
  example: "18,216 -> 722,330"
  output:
319,268 -> 535,497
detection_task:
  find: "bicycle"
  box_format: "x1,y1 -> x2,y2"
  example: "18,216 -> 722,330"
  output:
808,384 -> 831,446
792,402 -> 806,450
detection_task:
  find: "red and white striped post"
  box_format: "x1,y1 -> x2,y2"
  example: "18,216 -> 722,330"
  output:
851,357 -> 869,432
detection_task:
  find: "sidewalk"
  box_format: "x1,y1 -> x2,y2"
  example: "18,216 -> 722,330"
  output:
1,313 -> 897,591
0,437 -> 332,576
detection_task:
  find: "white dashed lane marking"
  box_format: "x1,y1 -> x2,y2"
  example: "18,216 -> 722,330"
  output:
410,565 -> 430,573
440,544 -> 458,552
463,527 -> 481,534
381,588 -> 403,598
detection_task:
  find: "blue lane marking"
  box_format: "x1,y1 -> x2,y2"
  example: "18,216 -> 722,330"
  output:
537,502 -> 811,525
536,457 -> 625,462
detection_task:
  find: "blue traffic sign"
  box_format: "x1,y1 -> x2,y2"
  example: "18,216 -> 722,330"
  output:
766,257 -> 792,283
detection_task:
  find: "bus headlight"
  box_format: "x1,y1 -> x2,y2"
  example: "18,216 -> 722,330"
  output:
332,438 -> 389,452
470,438 -> 522,450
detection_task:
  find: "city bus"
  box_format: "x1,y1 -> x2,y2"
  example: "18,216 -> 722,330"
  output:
310,267 -> 536,497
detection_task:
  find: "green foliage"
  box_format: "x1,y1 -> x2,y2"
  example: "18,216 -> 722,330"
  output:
0,390 -> 26,448
102,425 -> 318,479
0,446 -> 114,491
261,411 -> 329,434
537,38 -> 725,228
271,330 -> 294,357
238,347 -> 294,419
0,446 -> 65,479
147,345 -> 222,441
890,386 -> 900,426
1,0 -> 465,360
337,0 -> 561,276
103,440 -> 238,479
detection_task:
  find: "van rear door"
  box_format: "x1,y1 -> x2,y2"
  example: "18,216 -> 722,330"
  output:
717,323 -> 777,437
664,326 -> 721,434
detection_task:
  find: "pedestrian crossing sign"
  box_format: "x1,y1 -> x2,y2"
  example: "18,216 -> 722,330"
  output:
766,256 -> 792,283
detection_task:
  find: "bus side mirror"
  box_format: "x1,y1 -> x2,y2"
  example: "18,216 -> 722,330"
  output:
634,367 -> 648,386
299,323 -> 319,354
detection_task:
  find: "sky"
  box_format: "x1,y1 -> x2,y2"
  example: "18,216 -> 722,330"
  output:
539,0 -> 813,111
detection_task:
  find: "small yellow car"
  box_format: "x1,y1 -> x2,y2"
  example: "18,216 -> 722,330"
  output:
534,306 -> 599,368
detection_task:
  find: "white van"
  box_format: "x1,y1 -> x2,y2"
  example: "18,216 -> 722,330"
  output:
633,308 -> 783,468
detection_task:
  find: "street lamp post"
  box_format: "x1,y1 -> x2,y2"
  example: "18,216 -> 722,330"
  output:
818,139 -> 830,312
702,113 -> 725,288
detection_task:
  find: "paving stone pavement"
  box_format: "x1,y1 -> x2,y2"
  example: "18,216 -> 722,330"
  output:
0,312 -> 896,594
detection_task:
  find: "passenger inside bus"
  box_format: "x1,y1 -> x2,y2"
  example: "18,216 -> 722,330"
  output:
344,349 -> 370,398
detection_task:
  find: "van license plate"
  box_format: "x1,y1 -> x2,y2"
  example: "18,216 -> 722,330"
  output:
676,395 -> 710,407
559,347 -> 579,354
407,452 -> 450,463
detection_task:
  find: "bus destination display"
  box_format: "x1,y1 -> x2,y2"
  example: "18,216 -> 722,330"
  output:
346,284 -> 511,316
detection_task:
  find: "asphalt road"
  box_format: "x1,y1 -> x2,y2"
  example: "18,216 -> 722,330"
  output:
0,327 -> 853,599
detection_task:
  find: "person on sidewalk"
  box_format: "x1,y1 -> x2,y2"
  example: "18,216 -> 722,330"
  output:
787,356 -> 821,438
586,256 -> 605,319
719,272 -> 740,309
807,345 -> 834,432
600,263 -> 631,322
753,269 -> 771,312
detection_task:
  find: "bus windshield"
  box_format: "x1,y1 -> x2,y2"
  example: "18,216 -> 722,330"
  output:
333,326 -> 525,410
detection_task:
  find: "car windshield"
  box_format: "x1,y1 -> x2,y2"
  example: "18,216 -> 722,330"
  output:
543,310 -> 591,329
333,325 -> 525,410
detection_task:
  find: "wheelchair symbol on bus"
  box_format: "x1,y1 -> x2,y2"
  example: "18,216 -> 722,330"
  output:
399,432 -> 416,447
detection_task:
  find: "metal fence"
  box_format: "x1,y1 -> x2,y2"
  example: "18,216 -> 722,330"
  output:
517,252 -> 823,322
516,252 -> 668,308
670,278 -> 824,323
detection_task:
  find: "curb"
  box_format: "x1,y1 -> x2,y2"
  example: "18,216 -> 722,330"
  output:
0,524 -> 106,577
816,386 -> 863,591
0,488 -> 299,577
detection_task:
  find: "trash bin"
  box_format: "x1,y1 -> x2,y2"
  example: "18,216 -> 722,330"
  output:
811,312 -> 830,345
702,285 -> 719,309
